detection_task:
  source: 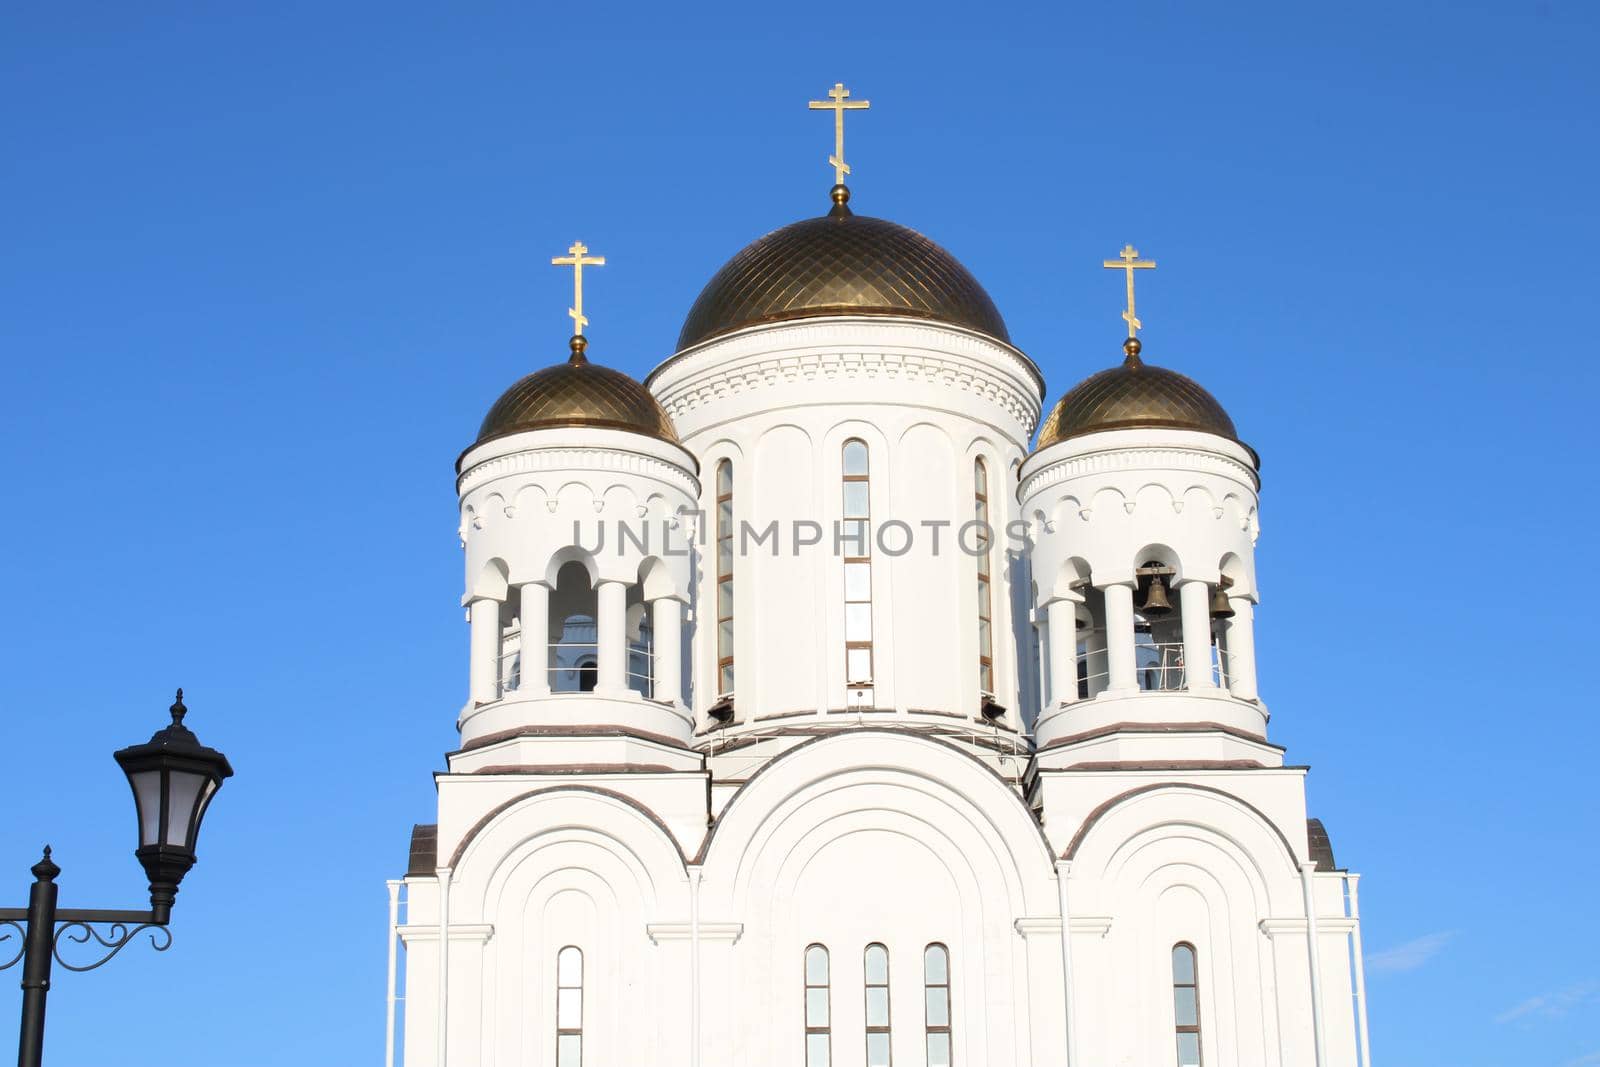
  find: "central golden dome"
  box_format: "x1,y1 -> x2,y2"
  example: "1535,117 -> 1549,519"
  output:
676,187 -> 1009,351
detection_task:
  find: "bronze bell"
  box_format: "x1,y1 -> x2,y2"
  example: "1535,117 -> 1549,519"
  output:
1210,584 -> 1235,619
1139,574 -> 1174,617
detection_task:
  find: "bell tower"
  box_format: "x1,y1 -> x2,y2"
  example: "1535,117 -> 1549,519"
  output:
1020,252 -> 1267,769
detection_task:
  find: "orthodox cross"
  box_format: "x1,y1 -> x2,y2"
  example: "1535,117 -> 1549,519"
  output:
1103,244 -> 1156,338
552,240 -> 605,337
808,82 -> 870,185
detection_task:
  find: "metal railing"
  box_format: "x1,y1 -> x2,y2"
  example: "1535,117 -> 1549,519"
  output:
1074,632 -> 1233,696
494,625 -> 654,698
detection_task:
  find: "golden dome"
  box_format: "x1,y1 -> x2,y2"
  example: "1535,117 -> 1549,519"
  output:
1035,338 -> 1246,454
475,337 -> 679,447
676,186 -> 1009,350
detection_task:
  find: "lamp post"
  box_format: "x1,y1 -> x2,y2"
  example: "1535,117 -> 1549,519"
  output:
0,690 -> 232,1067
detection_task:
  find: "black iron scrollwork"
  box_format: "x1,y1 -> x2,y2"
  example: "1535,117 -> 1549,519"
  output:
0,920 -> 24,971
51,921 -> 171,973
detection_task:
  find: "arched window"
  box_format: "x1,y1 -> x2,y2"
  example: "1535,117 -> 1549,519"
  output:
1172,943 -> 1201,1067
924,944 -> 951,1067
842,440 -> 874,707
556,946 -> 583,1067
804,944 -> 831,1067
716,459 -> 735,698
864,943 -> 891,1067
974,459 -> 994,697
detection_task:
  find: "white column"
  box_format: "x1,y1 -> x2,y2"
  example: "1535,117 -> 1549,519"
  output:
1054,860 -> 1080,1066
386,881 -> 401,1067
1348,874 -> 1372,1067
1301,862 -> 1329,1067
1036,617 -> 1052,706
689,866 -> 703,1067
1223,596 -> 1259,700
1180,580 -> 1217,690
651,596 -> 683,705
596,579 -> 628,694
467,597 -> 500,706
518,581 -> 551,695
1046,598 -> 1080,705
1101,582 -> 1137,692
436,865 -> 452,1067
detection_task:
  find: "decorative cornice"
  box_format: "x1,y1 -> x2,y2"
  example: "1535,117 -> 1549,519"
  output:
1258,917 -> 1358,938
458,443 -> 700,500
649,319 -> 1044,440
1020,444 -> 1258,503
397,923 -> 495,945
1013,916 -> 1114,938
646,921 -> 744,944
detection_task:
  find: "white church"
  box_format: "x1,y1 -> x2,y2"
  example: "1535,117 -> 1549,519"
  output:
385,86 -> 1374,1067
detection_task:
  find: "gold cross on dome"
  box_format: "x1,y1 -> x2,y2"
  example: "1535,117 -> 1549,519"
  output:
551,240 -> 605,336
1103,244 -> 1156,337
808,82 -> 870,185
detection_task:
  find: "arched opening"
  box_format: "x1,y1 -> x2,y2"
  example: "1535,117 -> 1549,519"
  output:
549,561 -> 599,693
1134,556 -> 1186,691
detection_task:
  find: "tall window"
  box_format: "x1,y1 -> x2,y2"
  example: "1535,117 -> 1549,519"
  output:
842,440 -> 874,707
556,946 -> 583,1067
924,944 -> 951,1067
974,459 -> 994,697
804,944 -> 831,1067
715,459 -> 735,697
864,943 -> 891,1067
1172,943 -> 1201,1067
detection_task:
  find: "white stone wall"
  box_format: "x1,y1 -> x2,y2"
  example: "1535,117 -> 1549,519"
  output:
646,316 -> 1045,733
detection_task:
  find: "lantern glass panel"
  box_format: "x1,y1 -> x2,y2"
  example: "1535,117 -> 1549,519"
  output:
130,769 -> 163,848
163,769 -> 209,847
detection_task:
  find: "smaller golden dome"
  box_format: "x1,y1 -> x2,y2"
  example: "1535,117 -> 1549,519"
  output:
1035,338 -> 1245,453
475,337 -> 679,447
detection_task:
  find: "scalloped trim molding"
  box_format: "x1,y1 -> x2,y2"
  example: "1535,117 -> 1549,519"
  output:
459,444 -> 700,500
1020,445 -> 1257,502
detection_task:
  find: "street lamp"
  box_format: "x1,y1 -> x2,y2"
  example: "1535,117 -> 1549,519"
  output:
0,690 -> 233,1067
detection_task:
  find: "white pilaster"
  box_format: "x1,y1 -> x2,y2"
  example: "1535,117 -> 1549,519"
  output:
652,595 -> 683,706
1102,582 -> 1137,692
1224,596 -> 1259,700
467,597 -> 500,706
1046,598 -> 1079,705
596,579 -> 628,694
1179,579 -> 1216,690
517,581 -> 551,695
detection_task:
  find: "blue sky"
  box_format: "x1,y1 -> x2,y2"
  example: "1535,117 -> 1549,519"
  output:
1,3 -> 1596,1064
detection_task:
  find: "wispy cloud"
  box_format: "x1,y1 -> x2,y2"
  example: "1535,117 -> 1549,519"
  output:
1496,980 -> 1600,1025
1365,930 -> 1455,974
1560,1051 -> 1600,1067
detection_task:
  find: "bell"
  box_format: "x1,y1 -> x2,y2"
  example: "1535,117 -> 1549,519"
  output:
1139,574 -> 1173,617
1210,584 -> 1235,619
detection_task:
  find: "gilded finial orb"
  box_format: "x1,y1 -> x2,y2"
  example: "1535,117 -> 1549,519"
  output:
1123,336 -> 1143,363
568,334 -> 589,364
831,184 -> 850,205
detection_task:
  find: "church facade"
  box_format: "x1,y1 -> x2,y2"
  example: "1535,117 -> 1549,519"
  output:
385,91 -> 1373,1067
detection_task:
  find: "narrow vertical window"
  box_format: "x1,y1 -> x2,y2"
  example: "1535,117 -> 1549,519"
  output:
1172,943 -> 1201,1067
842,439 -> 874,707
974,459 -> 994,697
715,459 -> 735,698
864,943 -> 891,1067
556,946 -> 583,1067
924,944 -> 951,1067
805,944 -> 831,1067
